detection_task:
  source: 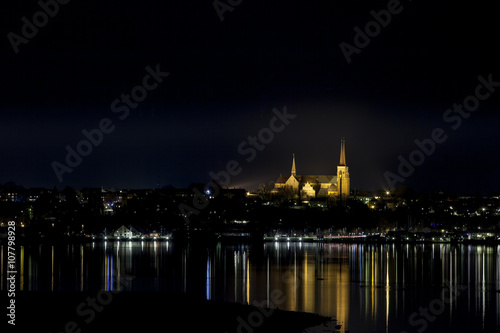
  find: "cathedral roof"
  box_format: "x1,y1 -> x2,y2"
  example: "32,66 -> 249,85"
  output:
275,174 -> 288,183
275,174 -> 337,185
298,175 -> 336,183
317,175 -> 336,183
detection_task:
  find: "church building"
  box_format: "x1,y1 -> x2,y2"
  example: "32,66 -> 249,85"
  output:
271,138 -> 350,200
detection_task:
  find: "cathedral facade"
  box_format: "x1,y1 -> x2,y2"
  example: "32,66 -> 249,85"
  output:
271,138 -> 350,200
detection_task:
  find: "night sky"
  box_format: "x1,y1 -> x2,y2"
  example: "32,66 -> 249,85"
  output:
1,0 -> 499,194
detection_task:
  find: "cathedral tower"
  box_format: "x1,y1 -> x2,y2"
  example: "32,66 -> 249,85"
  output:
337,137 -> 350,200
291,154 -> 296,176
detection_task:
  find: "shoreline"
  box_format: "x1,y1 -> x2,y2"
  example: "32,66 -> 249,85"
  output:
6,290 -> 332,333
2,235 -> 500,246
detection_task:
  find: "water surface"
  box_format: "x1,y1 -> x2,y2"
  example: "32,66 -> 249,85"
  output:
2,241 -> 499,332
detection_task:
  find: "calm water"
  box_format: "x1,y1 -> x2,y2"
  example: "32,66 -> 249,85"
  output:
1,241 -> 500,332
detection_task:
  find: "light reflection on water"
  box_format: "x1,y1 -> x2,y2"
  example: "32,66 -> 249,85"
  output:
1,241 -> 499,332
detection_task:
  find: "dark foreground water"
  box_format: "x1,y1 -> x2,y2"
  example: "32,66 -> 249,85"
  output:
1,241 -> 499,332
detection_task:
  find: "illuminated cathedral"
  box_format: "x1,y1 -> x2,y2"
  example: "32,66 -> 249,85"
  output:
271,138 -> 350,200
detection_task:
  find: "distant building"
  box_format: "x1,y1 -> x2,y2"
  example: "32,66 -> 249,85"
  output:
114,225 -> 133,238
113,225 -> 143,239
272,138 -> 350,200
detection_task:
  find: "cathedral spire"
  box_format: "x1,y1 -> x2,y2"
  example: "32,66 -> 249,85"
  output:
339,137 -> 346,166
291,154 -> 296,176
